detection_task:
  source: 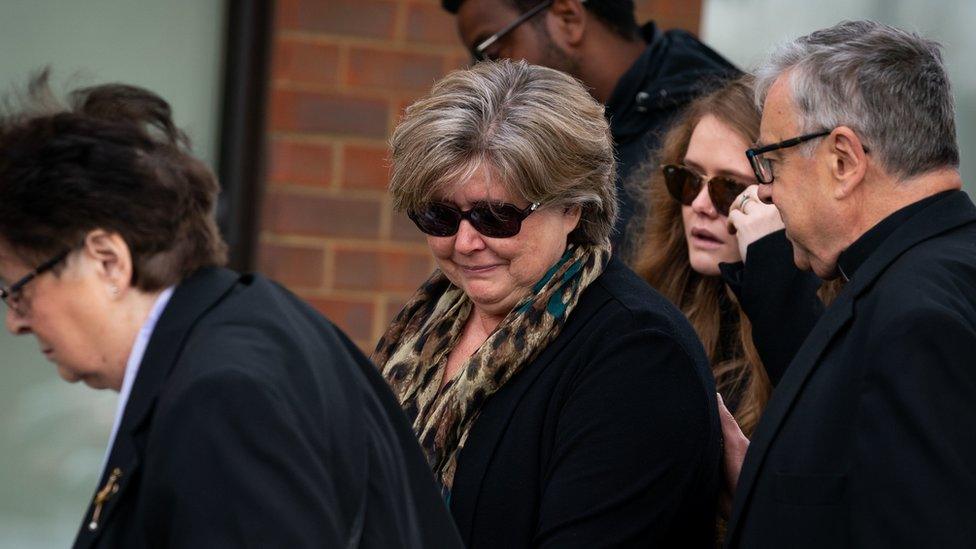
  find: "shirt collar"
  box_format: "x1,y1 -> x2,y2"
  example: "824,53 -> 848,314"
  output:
836,191 -> 952,281
101,286 -> 175,470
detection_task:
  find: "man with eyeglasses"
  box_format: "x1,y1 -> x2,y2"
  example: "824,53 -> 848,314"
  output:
441,0 -> 737,254
720,21 -> 976,548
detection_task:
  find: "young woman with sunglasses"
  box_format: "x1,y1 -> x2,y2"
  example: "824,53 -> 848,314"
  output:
375,59 -> 723,548
632,76 -> 836,437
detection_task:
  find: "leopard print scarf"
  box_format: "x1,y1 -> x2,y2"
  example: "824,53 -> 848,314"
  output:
372,242 -> 611,494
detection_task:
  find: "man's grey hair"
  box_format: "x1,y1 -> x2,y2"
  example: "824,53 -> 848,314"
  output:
389,59 -> 617,245
755,20 -> 959,180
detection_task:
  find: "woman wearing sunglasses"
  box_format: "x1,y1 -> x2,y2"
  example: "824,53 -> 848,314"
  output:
373,59 -> 722,548
632,77 -> 834,438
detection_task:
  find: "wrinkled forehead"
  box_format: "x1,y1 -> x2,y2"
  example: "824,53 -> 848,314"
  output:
759,75 -> 801,145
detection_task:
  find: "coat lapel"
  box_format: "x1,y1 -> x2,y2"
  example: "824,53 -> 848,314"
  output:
72,268 -> 241,549
726,191 -> 976,543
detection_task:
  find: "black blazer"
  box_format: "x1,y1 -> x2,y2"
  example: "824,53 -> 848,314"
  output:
726,191 -> 976,548
72,268 -> 462,548
450,257 -> 721,548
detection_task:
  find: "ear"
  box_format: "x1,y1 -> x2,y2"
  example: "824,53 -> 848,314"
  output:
562,204 -> 583,234
81,229 -> 134,298
827,126 -> 869,200
546,0 -> 586,48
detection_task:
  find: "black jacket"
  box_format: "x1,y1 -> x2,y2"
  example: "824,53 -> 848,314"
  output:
72,268 -> 462,549
721,230 -> 825,385
450,257 -> 721,548
726,191 -> 976,548
609,23 -> 738,254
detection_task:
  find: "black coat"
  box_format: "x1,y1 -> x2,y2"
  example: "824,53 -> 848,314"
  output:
72,268 -> 462,549
726,191 -> 976,548
609,22 -> 739,254
721,230 -> 826,385
450,257 -> 721,548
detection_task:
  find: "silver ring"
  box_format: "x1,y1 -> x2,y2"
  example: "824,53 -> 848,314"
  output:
739,195 -> 753,213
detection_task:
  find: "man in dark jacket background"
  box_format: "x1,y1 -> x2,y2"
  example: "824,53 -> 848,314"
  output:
442,0 -> 738,253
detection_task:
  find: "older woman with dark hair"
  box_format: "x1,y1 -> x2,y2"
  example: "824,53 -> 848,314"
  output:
0,74 -> 461,548
372,59 -> 721,548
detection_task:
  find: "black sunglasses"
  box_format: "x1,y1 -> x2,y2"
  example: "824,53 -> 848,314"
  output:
0,248 -> 71,316
473,0 -> 554,61
745,130 -> 831,184
408,201 -> 540,238
663,164 -> 748,217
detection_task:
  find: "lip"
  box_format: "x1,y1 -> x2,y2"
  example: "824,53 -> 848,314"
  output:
458,263 -> 501,275
689,227 -> 726,249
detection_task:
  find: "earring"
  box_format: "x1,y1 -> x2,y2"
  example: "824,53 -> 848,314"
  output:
110,285 -> 119,296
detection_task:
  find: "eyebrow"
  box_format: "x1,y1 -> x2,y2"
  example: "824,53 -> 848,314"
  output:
683,158 -> 754,182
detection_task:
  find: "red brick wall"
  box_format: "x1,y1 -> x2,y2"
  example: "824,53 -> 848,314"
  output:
260,0 -> 703,349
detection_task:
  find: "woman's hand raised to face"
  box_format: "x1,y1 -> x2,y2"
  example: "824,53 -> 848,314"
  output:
726,185 -> 785,262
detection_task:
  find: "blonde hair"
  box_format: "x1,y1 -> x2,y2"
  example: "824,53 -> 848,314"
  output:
389,59 -> 617,245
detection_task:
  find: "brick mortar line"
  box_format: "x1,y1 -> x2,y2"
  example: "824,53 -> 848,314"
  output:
269,133 -> 388,148
393,1 -> 409,42
277,30 -> 467,55
272,79 -> 434,100
265,184 -> 386,199
259,232 -> 431,253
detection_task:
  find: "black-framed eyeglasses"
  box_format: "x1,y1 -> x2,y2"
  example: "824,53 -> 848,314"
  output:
663,164 -> 749,217
473,0 -> 554,61
0,248 -> 70,316
745,130 -> 831,184
409,201 -> 540,238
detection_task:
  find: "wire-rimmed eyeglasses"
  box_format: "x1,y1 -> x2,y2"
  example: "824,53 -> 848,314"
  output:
0,249 -> 70,316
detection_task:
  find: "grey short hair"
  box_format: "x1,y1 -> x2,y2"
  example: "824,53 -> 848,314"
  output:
389,59 -> 617,245
755,20 -> 959,179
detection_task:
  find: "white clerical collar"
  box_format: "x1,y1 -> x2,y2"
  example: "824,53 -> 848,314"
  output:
100,286 -> 175,471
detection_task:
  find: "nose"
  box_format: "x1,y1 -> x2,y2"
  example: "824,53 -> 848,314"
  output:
690,183 -> 717,217
453,219 -> 486,254
757,183 -> 774,204
5,307 -> 31,335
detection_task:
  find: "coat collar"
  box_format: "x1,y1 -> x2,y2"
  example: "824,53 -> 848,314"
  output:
605,22 -> 739,145
72,267 -> 241,549
726,191 -> 976,544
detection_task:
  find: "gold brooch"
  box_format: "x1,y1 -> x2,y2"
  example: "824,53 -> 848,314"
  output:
88,467 -> 123,531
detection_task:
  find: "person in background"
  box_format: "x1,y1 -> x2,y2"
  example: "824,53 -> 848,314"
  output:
632,76 -> 837,435
374,59 -> 722,548
441,0 -> 738,254
724,21 -> 976,547
0,73 -> 462,548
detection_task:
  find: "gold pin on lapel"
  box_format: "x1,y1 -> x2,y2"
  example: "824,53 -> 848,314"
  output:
88,467 -> 123,531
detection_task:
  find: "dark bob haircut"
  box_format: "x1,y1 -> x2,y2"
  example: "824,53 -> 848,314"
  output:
0,71 -> 227,291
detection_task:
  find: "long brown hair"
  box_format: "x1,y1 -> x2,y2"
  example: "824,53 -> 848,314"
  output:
631,76 -> 770,435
